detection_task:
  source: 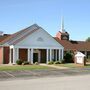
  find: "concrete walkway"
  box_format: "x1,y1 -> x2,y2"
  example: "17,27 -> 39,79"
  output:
0,75 -> 90,90
40,64 -> 68,69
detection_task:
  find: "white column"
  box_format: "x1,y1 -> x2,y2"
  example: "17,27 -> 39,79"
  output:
46,49 -> 49,64
52,49 -> 54,60
50,49 -> 52,61
9,49 -> 12,64
59,49 -> 61,61
31,48 -> 33,64
61,49 -> 64,60
55,49 -> 57,61
38,51 -> 40,63
28,49 -> 30,62
13,48 -> 16,64
16,48 -> 19,60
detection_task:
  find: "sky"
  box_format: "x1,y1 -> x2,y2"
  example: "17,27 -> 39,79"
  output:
0,0 -> 90,41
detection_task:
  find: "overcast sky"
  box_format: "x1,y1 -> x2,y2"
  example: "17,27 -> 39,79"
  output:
0,0 -> 90,41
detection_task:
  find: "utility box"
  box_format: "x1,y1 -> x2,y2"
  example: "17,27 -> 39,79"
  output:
75,52 -> 86,66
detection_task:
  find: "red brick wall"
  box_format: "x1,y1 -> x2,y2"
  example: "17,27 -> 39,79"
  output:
3,47 -> 10,64
40,49 -> 46,63
0,47 -> 3,64
56,32 -> 62,40
19,49 -> 27,61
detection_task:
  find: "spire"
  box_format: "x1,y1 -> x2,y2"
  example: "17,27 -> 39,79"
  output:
60,16 -> 65,32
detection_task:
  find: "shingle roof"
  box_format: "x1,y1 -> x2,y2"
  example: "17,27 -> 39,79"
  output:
0,34 -> 11,43
54,37 -> 90,51
0,24 -> 40,45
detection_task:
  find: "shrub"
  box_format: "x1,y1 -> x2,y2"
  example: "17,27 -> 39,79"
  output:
54,61 -> 61,64
59,59 -> 65,64
48,61 -> 54,65
16,60 -> 23,65
64,51 -> 74,63
34,62 -> 39,65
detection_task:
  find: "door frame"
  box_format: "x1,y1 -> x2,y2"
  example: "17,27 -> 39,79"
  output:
33,50 -> 40,63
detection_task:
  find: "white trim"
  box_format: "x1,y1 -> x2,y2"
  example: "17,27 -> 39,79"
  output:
13,48 -> 16,64
52,49 -> 54,60
38,51 -> 41,63
50,49 -> 52,61
61,49 -> 63,59
28,49 -> 30,62
13,46 -> 63,49
31,48 -> 33,64
55,49 -> 57,61
16,48 -> 19,60
59,49 -> 61,61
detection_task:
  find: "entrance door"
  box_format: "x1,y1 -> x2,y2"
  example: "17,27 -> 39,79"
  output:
33,53 -> 38,63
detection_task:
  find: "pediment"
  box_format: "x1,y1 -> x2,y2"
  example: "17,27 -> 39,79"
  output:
15,28 -> 63,49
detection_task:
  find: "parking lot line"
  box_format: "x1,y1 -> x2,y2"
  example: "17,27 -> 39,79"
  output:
3,71 -> 16,78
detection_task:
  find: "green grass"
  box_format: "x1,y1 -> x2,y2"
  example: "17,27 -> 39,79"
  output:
0,65 -> 51,71
55,63 -> 90,68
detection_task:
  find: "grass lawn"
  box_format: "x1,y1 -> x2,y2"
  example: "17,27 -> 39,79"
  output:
0,65 -> 51,71
55,63 -> 90,68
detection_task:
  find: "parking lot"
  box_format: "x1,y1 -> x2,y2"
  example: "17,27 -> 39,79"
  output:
0,68 -> 90,81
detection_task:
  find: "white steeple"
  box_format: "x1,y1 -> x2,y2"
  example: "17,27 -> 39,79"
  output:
60,16 -> 65,32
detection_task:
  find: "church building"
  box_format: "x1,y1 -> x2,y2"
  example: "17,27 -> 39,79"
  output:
0,19 -> 90,64
0,24 -> 64,64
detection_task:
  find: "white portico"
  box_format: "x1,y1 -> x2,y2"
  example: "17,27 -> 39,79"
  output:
7,24 -> 64,64
9,47 -> 63,64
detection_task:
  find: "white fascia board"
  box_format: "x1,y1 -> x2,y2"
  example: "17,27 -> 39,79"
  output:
15,45 -> 64,49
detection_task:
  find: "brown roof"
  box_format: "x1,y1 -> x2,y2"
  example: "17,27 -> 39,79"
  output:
54,37 -> 90,51
0,34 -> 11,42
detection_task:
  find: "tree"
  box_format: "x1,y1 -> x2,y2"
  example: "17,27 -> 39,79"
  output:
64,51 -> 74,63
86,37 -> 90,42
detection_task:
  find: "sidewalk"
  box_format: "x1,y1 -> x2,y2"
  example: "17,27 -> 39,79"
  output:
40,64 -> 68,69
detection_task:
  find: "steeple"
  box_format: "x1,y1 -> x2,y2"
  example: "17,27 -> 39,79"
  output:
56,16 -> 69,40
60,16 -> 65,32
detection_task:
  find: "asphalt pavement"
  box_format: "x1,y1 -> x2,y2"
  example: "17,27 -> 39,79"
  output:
0,68 -> 90,81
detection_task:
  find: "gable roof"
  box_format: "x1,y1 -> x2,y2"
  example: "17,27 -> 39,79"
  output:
54,37 -> 90,51
75,52 -> 86,57
0,24 -> 63,48
0,24 -> 40,45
